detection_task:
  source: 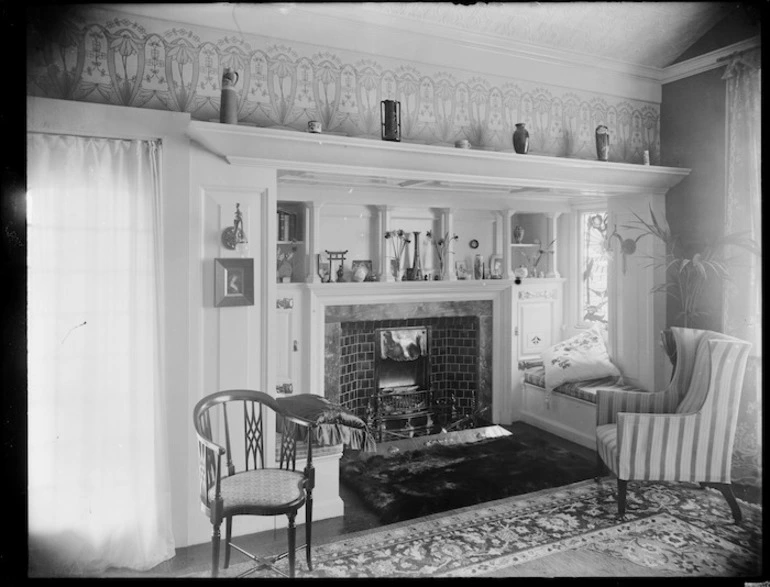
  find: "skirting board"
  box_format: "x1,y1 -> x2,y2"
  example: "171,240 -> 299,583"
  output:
519,382 -> 597,451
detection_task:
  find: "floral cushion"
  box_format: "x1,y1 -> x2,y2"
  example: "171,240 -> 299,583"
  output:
541,328 -> 621,390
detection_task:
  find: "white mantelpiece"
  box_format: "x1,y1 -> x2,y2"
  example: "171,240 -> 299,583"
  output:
188,122 -> 689,199
302,278 -> 565,424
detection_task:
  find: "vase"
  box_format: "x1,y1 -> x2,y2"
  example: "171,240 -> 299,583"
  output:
595,124 -> 610,161
513,225 -> 525,244
512,123 -> 529,154
474,254 -> 485,280
411,231 -> 423,281
381,100 -> 401,142
220,68 -> 239,124
514,265 -> 528,279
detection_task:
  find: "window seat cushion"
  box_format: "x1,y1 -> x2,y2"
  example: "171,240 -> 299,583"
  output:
522,366 -> 643,404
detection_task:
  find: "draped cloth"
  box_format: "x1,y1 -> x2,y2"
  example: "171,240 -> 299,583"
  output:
27,134 -> 176,574
277,394 -> 377,453
721,47 -> 761,487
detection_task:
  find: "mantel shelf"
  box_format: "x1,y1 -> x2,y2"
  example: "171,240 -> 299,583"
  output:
188,121 -> 690,201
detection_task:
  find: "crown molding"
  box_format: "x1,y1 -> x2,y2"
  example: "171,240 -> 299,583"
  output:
661,36 -> 761,84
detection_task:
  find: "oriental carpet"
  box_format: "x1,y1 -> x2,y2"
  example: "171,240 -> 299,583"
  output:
190,477 -> 762,578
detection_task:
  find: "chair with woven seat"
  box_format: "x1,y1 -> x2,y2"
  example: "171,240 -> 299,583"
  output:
193,389 -> 316,578
595,327 -> 751,522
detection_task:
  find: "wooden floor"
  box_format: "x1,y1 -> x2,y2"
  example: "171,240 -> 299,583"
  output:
98,421 -> 759,578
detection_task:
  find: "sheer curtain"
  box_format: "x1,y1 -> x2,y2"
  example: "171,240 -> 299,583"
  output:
27,134 -> 175,574
721,48 -> 761,488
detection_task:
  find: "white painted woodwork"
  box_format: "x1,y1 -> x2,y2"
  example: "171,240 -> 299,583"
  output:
520,382 -> 598,450
187,122 -> 689,200
607,194 -> 668,392
518,301 -> 555,358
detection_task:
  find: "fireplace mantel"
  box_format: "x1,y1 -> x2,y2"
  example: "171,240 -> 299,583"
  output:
188,121 -> 690,200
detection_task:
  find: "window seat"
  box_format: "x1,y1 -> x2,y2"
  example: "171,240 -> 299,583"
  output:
517,360 -> 646,450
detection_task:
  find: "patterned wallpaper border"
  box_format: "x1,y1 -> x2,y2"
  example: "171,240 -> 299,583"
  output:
27,7 -> 661,164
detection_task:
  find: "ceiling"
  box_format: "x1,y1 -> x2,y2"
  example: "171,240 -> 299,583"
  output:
111,2 -> 733,70
353,2 -> 732,69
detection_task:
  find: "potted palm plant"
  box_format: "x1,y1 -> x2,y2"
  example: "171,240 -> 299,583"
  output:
622,205 -> 759,365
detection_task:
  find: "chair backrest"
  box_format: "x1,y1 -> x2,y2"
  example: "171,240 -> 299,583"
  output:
675,330 -> 751,415
668,327 -> 711,405
192,389 -> 314,513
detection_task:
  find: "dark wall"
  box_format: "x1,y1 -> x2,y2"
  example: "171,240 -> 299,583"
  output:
659,6 -> 758,330
660,69 -> 727,330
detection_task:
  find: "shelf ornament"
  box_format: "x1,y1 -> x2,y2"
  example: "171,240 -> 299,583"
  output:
427,231 -> 458,280
384,229 -> 411,281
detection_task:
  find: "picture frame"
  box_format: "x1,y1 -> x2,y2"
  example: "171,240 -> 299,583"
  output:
351,259 -> 373,282
215,258 -> 254,307
489,254 -> 503,279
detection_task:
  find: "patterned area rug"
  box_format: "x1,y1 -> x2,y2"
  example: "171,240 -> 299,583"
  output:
339,433 -> 598,524
190,478 -> 762,578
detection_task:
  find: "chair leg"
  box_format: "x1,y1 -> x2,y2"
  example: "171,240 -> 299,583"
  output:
305,494 -> 313,571
211,523 -> 221,578
617,479 -> 628,518
224,516 -> 232,568
287,512 -> 297,578
703,482 -> 743,523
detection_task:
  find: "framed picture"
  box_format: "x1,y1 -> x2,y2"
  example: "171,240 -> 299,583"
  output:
489,254 -> 504,279
455,261 -> 469,280
351,259 -> 373,282
215,258 -> 254,307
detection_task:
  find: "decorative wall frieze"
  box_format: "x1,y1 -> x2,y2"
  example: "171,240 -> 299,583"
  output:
26,5 -> 661,164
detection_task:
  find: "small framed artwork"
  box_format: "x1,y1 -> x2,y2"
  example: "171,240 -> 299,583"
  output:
215,258 -> 254,307
351,259 -> 373,282
489,254 -> 504,279
455,261 -> 469,280
317,254 -> 331,283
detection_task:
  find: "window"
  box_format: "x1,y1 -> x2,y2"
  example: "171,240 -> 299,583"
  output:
579,211 -> 609,327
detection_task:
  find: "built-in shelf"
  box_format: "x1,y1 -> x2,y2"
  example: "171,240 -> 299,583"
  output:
188,121 -> 690,202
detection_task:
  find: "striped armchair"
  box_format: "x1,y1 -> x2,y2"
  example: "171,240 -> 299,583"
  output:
595,327 -> 751,522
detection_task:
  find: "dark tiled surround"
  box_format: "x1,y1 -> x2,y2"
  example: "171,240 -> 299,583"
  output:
325,301 -> 493,420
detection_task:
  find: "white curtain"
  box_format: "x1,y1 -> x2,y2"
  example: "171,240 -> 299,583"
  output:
27,134 -> 175,574
721,48 -> 761,488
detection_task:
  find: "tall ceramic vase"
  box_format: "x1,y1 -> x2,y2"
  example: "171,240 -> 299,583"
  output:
220,68 -> 239,124
513,123 -> 529,154
513,225 -> 525,244
381,100 -> 401,142
411,232 -> 423,281
595,124 -> 610,161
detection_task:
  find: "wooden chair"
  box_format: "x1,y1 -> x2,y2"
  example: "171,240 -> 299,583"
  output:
595,327 -> 751,522
193,390 -> 316,578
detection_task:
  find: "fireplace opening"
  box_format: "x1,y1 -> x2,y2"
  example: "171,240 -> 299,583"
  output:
332,315 -> 483,442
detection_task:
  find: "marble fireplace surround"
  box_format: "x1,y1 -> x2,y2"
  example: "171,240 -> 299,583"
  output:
307,281 -> 513,424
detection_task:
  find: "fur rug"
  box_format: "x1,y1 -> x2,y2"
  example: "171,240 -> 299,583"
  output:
338,433 -> 597,524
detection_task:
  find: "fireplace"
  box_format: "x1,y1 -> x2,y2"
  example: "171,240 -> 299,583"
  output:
324,299 -> 492,440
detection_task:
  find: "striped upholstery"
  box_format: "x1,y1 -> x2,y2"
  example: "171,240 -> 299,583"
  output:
596,328 -> 751,484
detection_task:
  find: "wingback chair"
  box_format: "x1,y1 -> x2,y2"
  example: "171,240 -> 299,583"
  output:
193,390 -> 316,578
595,327 -> 751,522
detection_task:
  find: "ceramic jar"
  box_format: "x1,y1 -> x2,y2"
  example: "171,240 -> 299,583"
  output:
220,68 -> 239,124
595,125 -> 610,161
513,225 -> 525,244
513,123 -> 529,154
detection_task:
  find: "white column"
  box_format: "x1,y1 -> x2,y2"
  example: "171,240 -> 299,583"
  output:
502,209 -> 516,279
378,205 -> 395,282
546,212 -> 562,278
305,201 -> 323,283
440,208 -> 457,280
